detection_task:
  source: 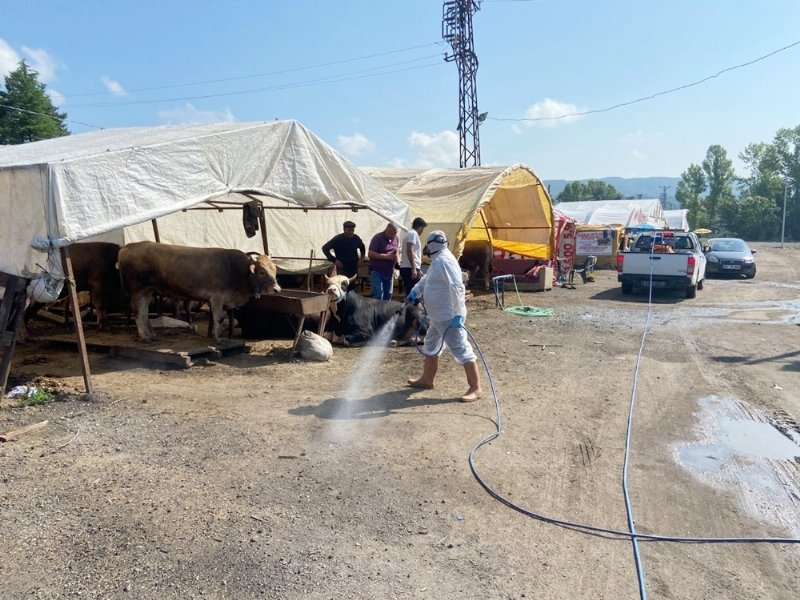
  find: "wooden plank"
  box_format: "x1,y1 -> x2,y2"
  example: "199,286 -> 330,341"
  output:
1,420 -> 49,442
1,274 -> 29,394
110,346 -> 192,368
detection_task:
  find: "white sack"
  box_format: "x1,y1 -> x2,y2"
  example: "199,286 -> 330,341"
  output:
297,331 -> 333,362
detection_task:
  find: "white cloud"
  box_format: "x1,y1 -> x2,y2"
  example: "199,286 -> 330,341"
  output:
102,76 -> 127,96
0,38 -> 20,76
21,46 -> 58,83
631,149 -> 647,161
524,98 -> 585,127
406,130 -> 459,167
337,132 -> 375,156
157,102 -> 235,124
621,130 -> 644,143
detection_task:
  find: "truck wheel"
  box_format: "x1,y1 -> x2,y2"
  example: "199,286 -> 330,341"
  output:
622,282 -> 633,295
697,278 -> 704,290
685,284 -> 697,299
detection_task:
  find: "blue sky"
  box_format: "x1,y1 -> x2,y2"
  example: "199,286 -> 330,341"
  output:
2,1 -> 799,180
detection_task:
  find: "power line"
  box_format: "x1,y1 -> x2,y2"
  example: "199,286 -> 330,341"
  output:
63,41 -> 445,99
68,57 -> 445,109
1,105 -> 105,131
490,39 -> 800,122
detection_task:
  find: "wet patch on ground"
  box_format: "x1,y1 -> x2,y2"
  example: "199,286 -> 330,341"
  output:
674,395 -> 800,536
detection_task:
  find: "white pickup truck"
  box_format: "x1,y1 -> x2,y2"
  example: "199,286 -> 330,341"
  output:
616,230 -> 707,298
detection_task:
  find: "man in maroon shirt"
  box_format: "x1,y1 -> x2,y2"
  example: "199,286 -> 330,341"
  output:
368,223 -> 400,300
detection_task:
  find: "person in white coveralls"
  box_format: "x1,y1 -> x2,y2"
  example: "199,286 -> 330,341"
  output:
405,230 -> 482,402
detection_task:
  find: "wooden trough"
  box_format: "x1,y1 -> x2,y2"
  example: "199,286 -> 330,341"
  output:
237,289 -> 330,352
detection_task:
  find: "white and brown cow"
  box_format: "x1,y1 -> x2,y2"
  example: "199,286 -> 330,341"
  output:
324,274 -> 425,347
117,241 -> 280,342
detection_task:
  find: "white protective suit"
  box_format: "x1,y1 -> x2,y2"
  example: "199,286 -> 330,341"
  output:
410,234 -> 476,364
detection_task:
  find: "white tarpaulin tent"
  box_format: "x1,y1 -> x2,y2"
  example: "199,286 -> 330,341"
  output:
362,164 -> 555,259
664,209 -> 689,231
0,120 -> 410,277
555,199 -> 667,228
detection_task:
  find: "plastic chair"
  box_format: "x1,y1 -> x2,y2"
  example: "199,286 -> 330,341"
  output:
569,256 -> 597,285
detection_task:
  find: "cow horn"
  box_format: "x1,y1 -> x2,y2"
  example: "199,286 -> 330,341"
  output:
348,274 -> 358,284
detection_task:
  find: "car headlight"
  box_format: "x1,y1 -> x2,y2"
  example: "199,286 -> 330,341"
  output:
707,255 -> 719,263
742,257 -> 754,263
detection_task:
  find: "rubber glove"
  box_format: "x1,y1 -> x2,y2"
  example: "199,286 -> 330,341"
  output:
450,315 -> 465,329
406,289 -> 418,303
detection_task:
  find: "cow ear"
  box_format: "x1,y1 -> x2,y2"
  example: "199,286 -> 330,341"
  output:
250,263 -> 256,274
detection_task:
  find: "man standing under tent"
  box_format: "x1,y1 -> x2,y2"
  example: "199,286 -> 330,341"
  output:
399,217 -> 427,294
367,223 -> 400,300
406,230 -> 482,402
322,220 -> 365,277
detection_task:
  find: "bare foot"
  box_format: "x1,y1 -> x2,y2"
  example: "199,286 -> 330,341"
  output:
460,388 -> 482,402
407,378 -> 434,389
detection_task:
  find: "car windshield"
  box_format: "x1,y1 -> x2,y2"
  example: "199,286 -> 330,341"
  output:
709,239 -> 748,252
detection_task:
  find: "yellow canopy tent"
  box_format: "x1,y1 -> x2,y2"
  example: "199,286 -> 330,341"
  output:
362,164 -> 555,260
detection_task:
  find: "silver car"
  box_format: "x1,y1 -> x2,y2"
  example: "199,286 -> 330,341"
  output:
704,238 -> 756,278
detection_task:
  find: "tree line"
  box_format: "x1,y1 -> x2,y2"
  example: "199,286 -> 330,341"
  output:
674,136 -> 799,242
554,134 -> 798,242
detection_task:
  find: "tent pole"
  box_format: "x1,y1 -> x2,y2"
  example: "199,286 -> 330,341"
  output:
151,219 -> 161,243
258,202 -> 269,255
62,247 -> 93,395
479,209 -> 493,244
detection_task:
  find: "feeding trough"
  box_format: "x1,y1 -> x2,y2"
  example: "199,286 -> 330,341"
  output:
237,290 -> 330,351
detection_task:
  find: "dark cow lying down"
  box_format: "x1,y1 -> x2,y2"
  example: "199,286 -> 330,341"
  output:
26,241 -> 122,329
118,241 -> 280,342
324,275 -> 426,347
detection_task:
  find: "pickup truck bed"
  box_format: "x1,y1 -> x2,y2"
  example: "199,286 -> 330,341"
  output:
616,231 -> 706,298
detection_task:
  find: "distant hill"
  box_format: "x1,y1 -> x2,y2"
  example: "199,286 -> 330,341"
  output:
544,177 -> 682,209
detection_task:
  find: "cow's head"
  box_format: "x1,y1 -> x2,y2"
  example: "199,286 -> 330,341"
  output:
394,302 -> 428,344
324,274 -> 358,303
249,254 -> 281,297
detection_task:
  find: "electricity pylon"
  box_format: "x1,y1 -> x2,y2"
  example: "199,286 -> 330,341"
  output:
442,0 -> 484,168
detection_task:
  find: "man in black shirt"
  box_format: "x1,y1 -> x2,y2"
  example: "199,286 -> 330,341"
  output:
322,220 -> 366,277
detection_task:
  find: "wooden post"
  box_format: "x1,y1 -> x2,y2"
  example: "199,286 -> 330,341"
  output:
151,219 -> 161,242
62,247 -> 93,395
258,203 -> 270,255
0,273 -> 29,395
306,250 -> 315,291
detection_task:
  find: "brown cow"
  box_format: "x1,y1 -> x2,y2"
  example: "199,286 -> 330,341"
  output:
117,241 -> 280,342
25,242 -> 122,329
458,240 -> 493,290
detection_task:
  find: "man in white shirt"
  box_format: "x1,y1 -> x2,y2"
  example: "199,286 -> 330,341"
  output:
399,217 -> 427,295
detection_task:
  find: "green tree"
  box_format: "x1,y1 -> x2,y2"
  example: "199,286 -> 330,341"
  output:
728,195 -> 780,241
0,61 -> 68,144
556,180 -> 622,202
701,144 -> 735,224
675,163 -> 707,228
739,125 -> 800,241
771,125 -> 800,241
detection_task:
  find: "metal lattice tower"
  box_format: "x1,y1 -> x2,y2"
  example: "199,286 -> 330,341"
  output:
442,0 -> 482,168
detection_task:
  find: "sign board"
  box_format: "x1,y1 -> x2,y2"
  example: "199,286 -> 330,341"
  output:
576,229 -> 615,256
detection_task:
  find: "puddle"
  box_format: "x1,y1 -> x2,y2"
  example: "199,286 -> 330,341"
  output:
675,395 -> 800,536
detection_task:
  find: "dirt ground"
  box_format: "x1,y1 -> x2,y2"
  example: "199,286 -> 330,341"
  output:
2,243 -> 799,599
